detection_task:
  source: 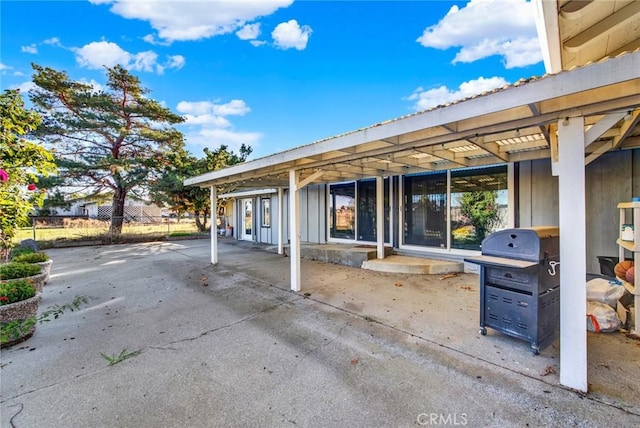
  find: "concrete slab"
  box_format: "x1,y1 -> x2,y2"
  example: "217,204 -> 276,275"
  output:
362,254 -> 464,274
1,238 -> 639,427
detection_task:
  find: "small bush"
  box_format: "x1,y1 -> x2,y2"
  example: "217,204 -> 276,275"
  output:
9,247 -> 35,259
11,252 -> 49,263
0,279 -> 37,305
0,262 -> 42,280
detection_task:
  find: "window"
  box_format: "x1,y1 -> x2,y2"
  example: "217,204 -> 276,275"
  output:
450,166 -> 508,250
329,183 -> 355,239
261,198 -> 271,227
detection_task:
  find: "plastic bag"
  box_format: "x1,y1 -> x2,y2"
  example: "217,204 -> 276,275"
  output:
586,278 -> 625,308
586,301 -> 620,333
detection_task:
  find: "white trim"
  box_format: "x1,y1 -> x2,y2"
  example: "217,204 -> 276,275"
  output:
220,188 -> 276,199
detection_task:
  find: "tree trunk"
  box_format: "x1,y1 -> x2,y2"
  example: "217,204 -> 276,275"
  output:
110,187 -> 127,236
194,210 -> 209,232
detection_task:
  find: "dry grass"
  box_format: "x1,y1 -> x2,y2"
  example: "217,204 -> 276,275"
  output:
14,221 -> 201,244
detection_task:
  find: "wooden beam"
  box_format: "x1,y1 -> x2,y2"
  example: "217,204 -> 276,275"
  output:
584,112 -> 625,147
295,169 -> 325,190
550,122 -> 559,176
564,1 -> 640,52
611,109 -> 640,149
585,139 -> 613,166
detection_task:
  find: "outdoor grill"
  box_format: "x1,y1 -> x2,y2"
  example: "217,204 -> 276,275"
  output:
465,227 -> 560,355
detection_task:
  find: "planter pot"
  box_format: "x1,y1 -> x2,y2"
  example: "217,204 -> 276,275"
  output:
0,271 -> 47,293
35,259 -> 53,284
0,292 -> 42,348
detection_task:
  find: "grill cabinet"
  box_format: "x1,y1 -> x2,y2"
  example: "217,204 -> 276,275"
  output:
465,227 -> 560,355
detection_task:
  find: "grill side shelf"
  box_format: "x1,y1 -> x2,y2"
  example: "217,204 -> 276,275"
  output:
465,255 -> 538,269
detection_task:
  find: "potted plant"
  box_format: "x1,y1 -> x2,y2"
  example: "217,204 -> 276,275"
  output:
11,251 -> 52,283
0,262 -> 46,293
0,279 -> 41,348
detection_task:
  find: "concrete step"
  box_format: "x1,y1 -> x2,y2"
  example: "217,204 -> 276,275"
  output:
361,255 -> 464,275
301,244 -> 393,268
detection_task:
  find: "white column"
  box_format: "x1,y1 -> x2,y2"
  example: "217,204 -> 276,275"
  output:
278,187 -> 284,255
210,186 -> 218,265
289,170 -> 301,291
376,176 -> 385,259
558,116 -> 587,392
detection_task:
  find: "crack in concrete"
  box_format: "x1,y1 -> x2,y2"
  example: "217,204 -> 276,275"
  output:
166,299 -> 298,346
1,303 -> 296,406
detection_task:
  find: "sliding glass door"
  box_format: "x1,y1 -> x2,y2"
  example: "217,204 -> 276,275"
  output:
329,179 -> 390,242
329,183 -> 356,239
403,172 -> 447,247
450,165 -> 508,250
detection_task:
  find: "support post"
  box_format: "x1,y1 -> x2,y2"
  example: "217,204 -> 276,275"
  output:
210,186 -> 218,265
289,170 -> 301,291
278,187 -> 284,255
376,176 -> 385,259
557,116 -> 587,392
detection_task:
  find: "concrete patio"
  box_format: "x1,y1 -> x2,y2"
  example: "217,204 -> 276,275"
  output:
1,238 -> 639,427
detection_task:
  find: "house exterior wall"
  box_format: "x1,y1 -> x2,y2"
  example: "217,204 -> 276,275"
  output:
224,149 -> 638,274
519,149 -> 638,274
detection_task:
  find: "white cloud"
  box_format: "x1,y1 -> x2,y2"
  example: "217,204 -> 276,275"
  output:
73,41 -> 184,74
43,37 -> 62,46
405,76 -> 509,111
272,19 -> 312,50
13,71 -> 25,76
214,99 -> 251,116
166,55 -> 185,70
416,0 -> 541,68
177,99 -> 260,154
142,33 -> 169,46
250,40 -> 267,47
236,23 -> 261,40
21,44 -> 38,54
74,41 -> 133,69
0,62 -> 11,71
93,0 -> 293,43
177,99 -> 250,120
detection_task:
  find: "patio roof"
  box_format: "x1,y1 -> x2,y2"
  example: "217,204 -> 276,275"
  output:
185,50 -> 640,190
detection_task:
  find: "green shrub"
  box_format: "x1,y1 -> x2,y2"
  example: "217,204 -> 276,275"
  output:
0,279 -> 37,305
11,252 -> 49,263
0,262 -> 42,280
9,247 -> 35,259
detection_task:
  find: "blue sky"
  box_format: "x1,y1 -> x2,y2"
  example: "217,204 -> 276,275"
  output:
1,0 -> 546,160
